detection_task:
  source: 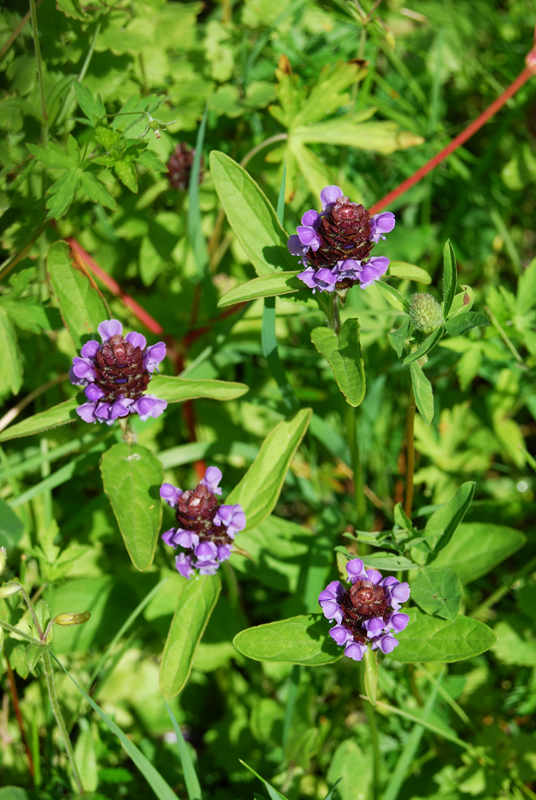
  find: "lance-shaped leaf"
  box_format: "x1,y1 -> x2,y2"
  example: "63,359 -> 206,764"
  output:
47,241 -> 107,349
403,327 -> 444,365
394,607 -> 496,663
226,408 -> 312,531
311,319 -> 365,407
444,312 -> 489,337
151,375 -> 249,403
218,271 -> 302,307
375,280 -> 410,312
160,574 -> 221,700
442,240 -> 457,318
389,261 -> 431,284
210,151 -> 296,276
410,362 -> 434,425
411,568 -> 463,622
100,444 -> 163,571
233,614 -> 342,666
0,308 -> 22,396
0,399 -> 79,443
432,522 -> 526,584
425,481 -> 475,554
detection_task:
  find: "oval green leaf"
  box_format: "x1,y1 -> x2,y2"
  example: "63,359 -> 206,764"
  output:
0,398 -> 78,443
233,614 -> 342,666
410,362 -> 434,425
394,607 -> 496,663
403,326 -> 444,365
425,481 -> 475,554
47,240 -> 107,349
431,522 -> 526,584
218,271 -> 302,308
311,318 -> 365,407
210,151 -> 296,276
442,240 -> 457,318
374,280 -> 411,312
389,261 -> 431,284
444,312 -> 489,337
411,568 -> 463,622
151,375 -> 249,403
100,443 -> 163,571
160,574 -> 221,700
226,408 -> 312,531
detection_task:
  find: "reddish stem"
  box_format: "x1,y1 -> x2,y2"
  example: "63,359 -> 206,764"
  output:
5,655 -> 35,778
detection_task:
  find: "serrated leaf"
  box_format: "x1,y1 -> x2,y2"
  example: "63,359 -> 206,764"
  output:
403,326 -> 444,365
137,150 -> 167,172
375,280 -> 410,312
425,481 -> 475,554
226,408 -> 312,530
389,261 -> 431,284
1,298 -> 50,333
218,271 -> 302,307
73,82 -> 106,122
210,151 -> 296,276
27,141 -> 78,169
0,307 -> 22,395
0,399 -> 78,443
100,443 -> 164,571
411,568 -> 463,621
150,375 -> 249,403
442,240 -> 457,318
410,362 -> 434,425
432,522 -> 526,584
115,160 -> 138,192
47,240 -> 107,349
444,312 -> 489,336
46,168 -> 81,219
394,607 -> 496,663
160,574 -> 221,700
80,171 -> 117,210
233,614 -> 342,666
311,319 -> 365,407
95,125 -> 122,151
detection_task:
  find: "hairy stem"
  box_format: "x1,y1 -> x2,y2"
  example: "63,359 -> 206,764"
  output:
0,618 -> 41,645
42,651 -> 84,793
404,383 -> 416,519
29,0 -> 48,142
16,583 -> 44,642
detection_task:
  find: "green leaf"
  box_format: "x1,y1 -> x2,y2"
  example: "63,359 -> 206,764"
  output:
46,168 -> 81,219
115,160 -> 138,192
411,568 -> 463,621
403,327 -> 444,365
218,271 -> 302,307
363,552 -> 419,571
26,642 -> 50,671
47,240 -> 107,349
375,280 -> 410,312
233,614 -> 342,666
100,443 -> 164,572
516,256 -> 536,316
53,654 -> 179,800
239,761 -> 288,800
388,318 -> 413,358
363,646 -> 378,706
442,240 -> 457,318
394,608 -> 496,663
425,481 -> 475,554
431,522 -> 526,584
164,702 -> 202,800
226,408 -> 312,530
447,285 -> 475,318
0,499 -> 24,547
80,171 -> 117,210
150,375 -> 249,403
160,574 -> 221,700
311,318 -> 365,407
444,312 -> 489,336
0,297 -> 50,333
0,307 -> 22,395
73,81 -> 106,122
410,362 -> 434,425
0,399 -> 78,443
27,141 -> 78,169
210,151 -> 296,275
389,261 -> 431,284
0,788 -> 31,799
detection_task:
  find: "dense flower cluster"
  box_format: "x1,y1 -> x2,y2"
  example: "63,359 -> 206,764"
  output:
160,466 -> 246,578
69,319 -> 167,425
319,558 -> 410,661
287,185 -> 395,293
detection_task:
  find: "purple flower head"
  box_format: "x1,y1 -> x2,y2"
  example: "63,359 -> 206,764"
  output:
160,466 -> 246,579
175,553 -> 194,579
319,560 -> 410,662
287,186 -> 395,294
70,319 -> 167,426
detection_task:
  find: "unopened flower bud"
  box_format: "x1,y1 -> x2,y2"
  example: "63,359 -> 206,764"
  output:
409,293 -> 443,333
0,547 -> 7,576
0,582 -> 21,599
54,611 -> 91,626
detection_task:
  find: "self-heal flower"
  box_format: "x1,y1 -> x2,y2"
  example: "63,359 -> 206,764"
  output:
160,467 -> 246,578
69,319 -> 167,426
287,185 -> 395,293
319,558 -> 410,661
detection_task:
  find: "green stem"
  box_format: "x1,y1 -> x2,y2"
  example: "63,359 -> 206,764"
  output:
29,0 -> 47,143
404,383 -> 416,519
54,20 -> 101,130
331,293 -> 341,334
0,618 -> 41,645
346,405 -> 366,529
42,651 -> 84,793
360,659 -> 380,798
17,583 -> 44,642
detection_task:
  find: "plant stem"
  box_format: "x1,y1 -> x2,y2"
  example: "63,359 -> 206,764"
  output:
331,293 -> 341,334
484,304 -> 524,363
42,651 -> 84,793
16,583 -> 44,641
404,383 -> 416,519
29,0 -> 48,143
360,660 -> 380,798
54,20 -> 101,130
346,405 -> 366,529
5,655 -> 35,778
0,222 -> 48,282
0,619 -> 40,645
0,0 -> 44,62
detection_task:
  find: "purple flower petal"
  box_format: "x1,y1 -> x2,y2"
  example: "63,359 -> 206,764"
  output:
71,357 -> 96,384
162,528 -> 178,547
194,541 -> 218,562
381,576 -> 399,588
336,259 -> 362,281
363,617 -> 386,635
131,394 -> 167,421
297,266 -> 338,294
214,504 -> 246,537
301,209 -> 320,227
344,641 -> 367,661
174,529 -> 199,549
200,466 -> 223,495
319,599 -> 343,624
370,212 -> 396,243
387,612 -> 409,633
390,581 -> 411,604
196,559 -> 220,575
217,544 -> 232,562
80,340 -> 100,358
175,553 -> 194,579
359,257 -> 389,290
76,402 -> 98,423
319,580 -> 344,602
346,558 -> 366,583
125,331 -> 147,351
365,569 -> 383,585
297,226 -> 322,251
85,383 -> 106,402
372,633 -> 399,655
144,342 -> 166,373
109,396 -> 133,420
287,234 -> 307,257
94,402 -> 112,421
320,185 -> 343,210
160,483 -> 183,508
329,625 -> 353,646
98,319 -> 123,342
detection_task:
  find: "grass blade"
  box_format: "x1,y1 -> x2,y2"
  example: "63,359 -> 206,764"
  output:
164,700 -> 202,800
